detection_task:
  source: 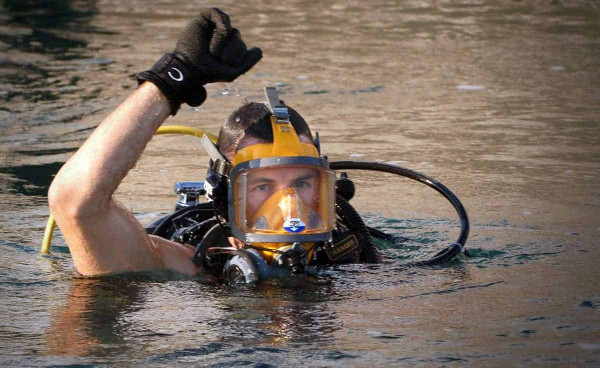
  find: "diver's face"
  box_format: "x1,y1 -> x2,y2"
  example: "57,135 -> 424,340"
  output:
246,166 -> 319,217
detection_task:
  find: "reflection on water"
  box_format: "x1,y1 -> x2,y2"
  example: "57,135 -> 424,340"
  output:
0,0 -> 97,104
45,277 -> 142,356
0,0 -> 96,53
1,0 -> 600,366
0,162 -> 64,196
0,0 -> 115,161
43,275 -> 341,363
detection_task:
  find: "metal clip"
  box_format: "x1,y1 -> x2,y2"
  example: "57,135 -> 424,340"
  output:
174,181 -> 206,209
265,87 -> 290,123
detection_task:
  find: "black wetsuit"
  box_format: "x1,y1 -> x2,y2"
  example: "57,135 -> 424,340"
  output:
145,197 -> 382,268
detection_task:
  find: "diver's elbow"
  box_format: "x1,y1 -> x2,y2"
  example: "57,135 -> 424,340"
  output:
48,178 -> 77,221
48,175 -> 100,223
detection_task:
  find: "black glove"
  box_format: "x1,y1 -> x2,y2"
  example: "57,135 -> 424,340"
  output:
137,8 -> 262,115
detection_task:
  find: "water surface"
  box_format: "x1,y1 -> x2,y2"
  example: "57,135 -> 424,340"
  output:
1,0 -> 599,366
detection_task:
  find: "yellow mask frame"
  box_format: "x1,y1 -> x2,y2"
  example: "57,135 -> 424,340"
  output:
226,87 -> 335,263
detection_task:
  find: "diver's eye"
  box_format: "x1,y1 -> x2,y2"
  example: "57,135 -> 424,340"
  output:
293,180 -> 311,189
254,183 -> 269,192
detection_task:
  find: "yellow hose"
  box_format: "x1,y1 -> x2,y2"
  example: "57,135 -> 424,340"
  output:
154,125 -> 217,143
40,214 -> 55,254
41,125 -> 216,254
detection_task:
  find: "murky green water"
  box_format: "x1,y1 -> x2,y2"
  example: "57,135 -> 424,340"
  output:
1,0 -> 600,366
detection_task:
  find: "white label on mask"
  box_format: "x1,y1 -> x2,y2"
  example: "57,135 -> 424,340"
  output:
283,218 -> 306,233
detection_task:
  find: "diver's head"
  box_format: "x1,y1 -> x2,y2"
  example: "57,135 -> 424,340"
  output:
210,89 -> 336,270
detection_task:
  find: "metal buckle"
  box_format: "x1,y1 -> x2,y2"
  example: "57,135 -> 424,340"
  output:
265,86 -> 290,123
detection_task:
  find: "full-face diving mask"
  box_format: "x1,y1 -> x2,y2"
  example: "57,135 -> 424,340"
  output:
226,88 -> 336,265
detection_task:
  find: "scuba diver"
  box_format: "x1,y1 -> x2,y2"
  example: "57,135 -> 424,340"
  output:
146,86 -> 383,283
48,8 -> 469,282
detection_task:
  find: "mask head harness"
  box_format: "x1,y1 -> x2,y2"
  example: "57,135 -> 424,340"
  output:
202,87 -> 336,275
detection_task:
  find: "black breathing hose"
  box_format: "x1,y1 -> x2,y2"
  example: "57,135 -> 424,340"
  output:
330,161 -> 470,266
335,194 -> 382,263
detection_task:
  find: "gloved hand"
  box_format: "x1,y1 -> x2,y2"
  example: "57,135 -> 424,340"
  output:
137,8 -> 262,115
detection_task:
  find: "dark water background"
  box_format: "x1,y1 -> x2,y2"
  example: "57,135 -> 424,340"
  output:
1,0 -> 600,366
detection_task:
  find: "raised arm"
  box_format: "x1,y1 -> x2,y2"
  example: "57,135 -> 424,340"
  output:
48,8 -> 261,276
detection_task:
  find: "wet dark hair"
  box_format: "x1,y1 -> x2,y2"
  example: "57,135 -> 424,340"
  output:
217,101 -> 314,160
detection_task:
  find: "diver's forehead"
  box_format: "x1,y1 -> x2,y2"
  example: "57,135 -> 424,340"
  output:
246,166 -> 318,182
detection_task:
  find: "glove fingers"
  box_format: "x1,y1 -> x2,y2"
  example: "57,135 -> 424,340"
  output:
209,46 -> 262,83
204,8 -> 232,57
217,47 -> 263,82
219,28 -> 248,67
175,8 -> 229,61
169,8 -> 262,89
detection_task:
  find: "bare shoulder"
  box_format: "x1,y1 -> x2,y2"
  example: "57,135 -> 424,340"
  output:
149,235 -> 200,276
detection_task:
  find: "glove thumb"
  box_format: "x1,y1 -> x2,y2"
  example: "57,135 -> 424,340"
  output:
186,86 -> 207,107
237,47 -> 263,76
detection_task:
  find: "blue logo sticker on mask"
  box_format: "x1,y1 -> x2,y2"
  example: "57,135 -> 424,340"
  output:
283,218 -> 306,233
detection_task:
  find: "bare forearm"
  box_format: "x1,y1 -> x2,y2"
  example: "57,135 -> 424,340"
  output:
46,8 -> 262,276
49,82 -> 170,216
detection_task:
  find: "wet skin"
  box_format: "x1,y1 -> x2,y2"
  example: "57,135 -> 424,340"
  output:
245,166 -> 319,220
